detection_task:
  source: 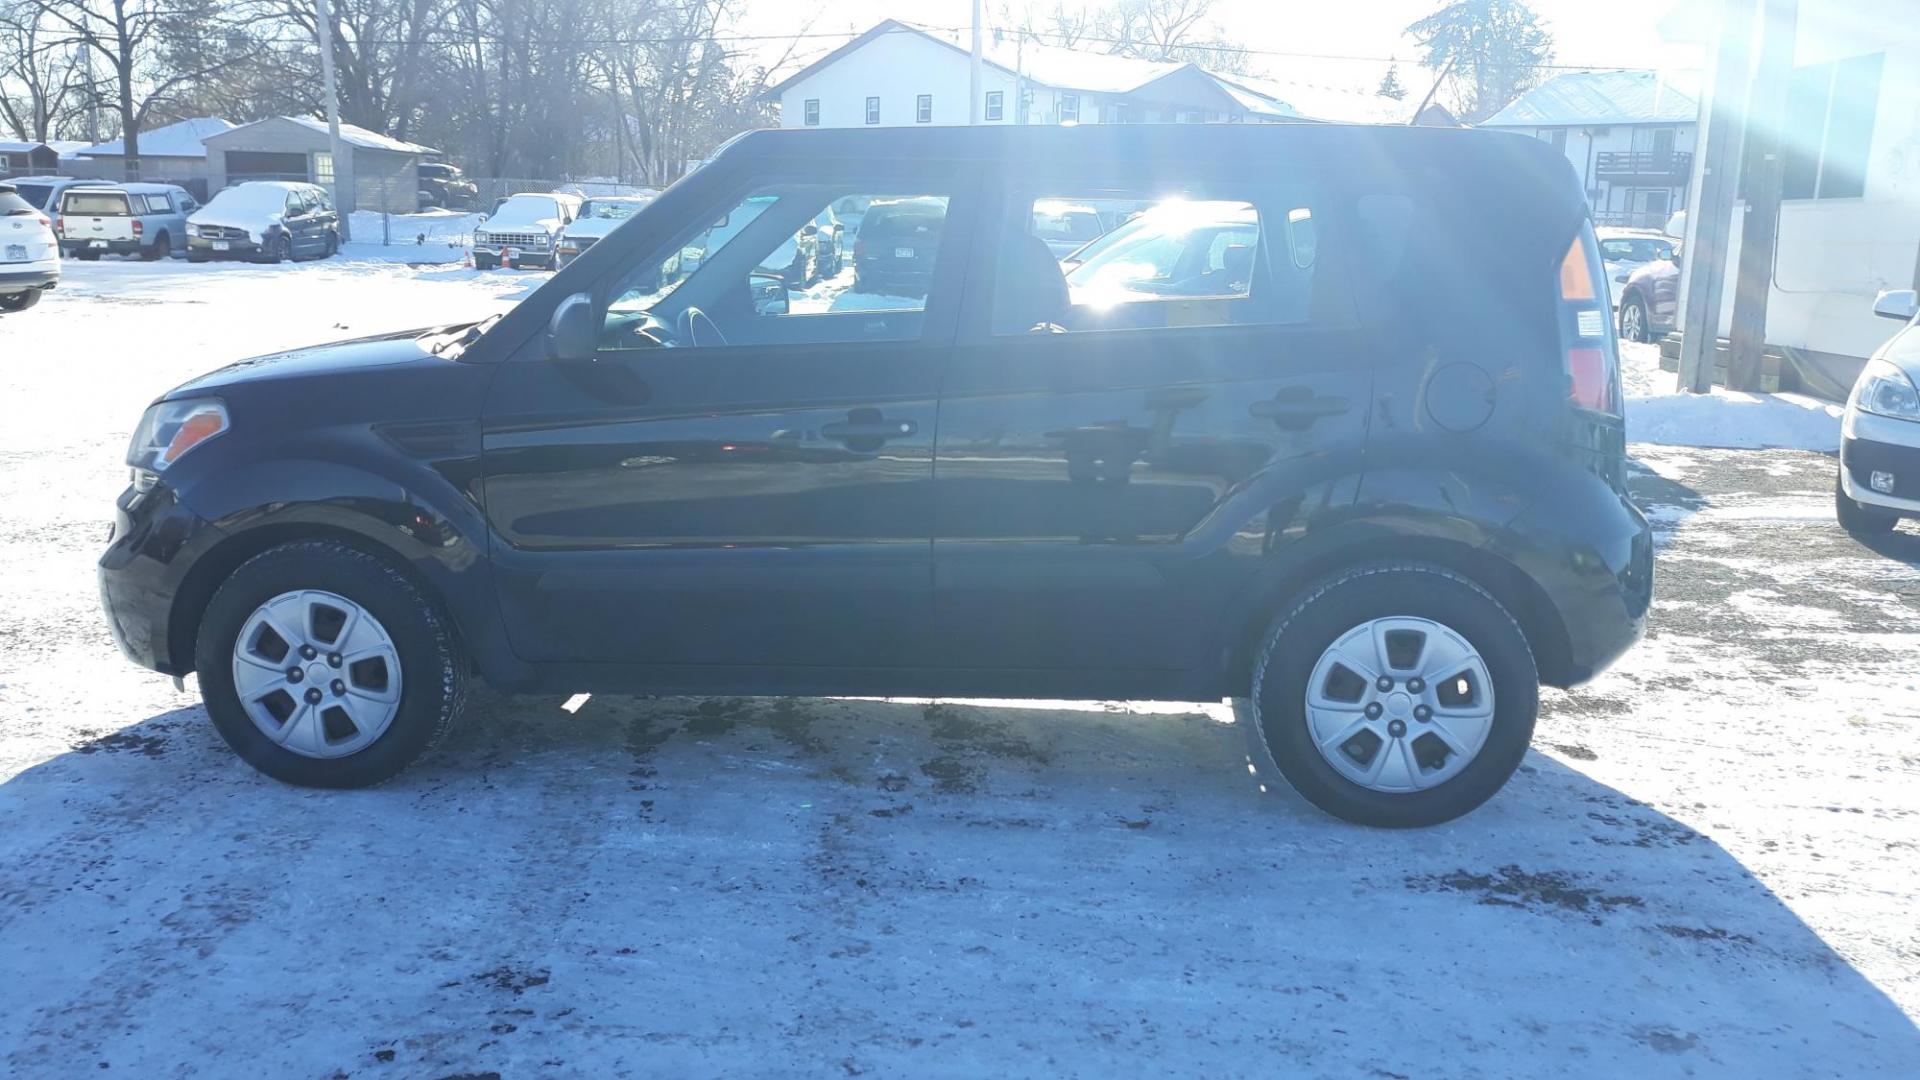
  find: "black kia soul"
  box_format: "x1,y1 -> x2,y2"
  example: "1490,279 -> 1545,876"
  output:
100,125 -> 1651,826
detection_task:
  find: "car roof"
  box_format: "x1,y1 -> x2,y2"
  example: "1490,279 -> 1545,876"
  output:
228,180 -> 314,192
65,182 -> 184,195
1595,227 -> 1669,239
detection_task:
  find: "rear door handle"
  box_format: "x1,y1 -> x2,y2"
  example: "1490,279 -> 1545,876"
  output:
1251,390 -> 1351,429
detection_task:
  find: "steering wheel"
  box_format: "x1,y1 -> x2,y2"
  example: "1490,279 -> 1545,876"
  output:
675,306 -> 726,348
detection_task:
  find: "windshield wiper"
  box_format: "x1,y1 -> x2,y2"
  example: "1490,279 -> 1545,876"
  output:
423,313 -> 504,358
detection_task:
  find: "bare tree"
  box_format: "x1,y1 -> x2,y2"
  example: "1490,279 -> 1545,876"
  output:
0,1 -> 91,141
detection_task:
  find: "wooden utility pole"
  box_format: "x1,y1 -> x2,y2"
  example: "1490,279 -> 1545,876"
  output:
313,0 -> 353,240
1727,0 -> 1799,391
1677,0 -> 1759,393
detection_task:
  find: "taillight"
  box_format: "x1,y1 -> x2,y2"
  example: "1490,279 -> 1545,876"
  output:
35,214 -> 50,228
132,218 -> 144,236
1558,229 -> 1619,415
52,217 -> 62,235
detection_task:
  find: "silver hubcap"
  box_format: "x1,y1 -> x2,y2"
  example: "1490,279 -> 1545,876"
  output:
231,590 -> 403,759
1304,617 -> 1495,793
1622,304 -> 1643,340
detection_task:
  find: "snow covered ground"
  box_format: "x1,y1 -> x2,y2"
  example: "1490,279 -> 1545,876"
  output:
1624,341 -> 1848,451
1,260 -> 1917,1076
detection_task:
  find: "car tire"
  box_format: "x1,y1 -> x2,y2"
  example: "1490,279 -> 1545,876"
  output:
76,250 -> 99,261
1619,293 -> 1652,343
1835,470 -> 1898,537
266,233 -> 293,264
0,289 -> 41,312
322,231 -> 339,259
1247,562 -> 1539,828
194,539 -> 469,788
142,232 -> 167,261
474,254 -> 497,270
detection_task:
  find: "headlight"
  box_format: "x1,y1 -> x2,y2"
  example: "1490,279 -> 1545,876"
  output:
127,399 -> 229,486
185,223 -> 199,238
1853,358 -> 1920,421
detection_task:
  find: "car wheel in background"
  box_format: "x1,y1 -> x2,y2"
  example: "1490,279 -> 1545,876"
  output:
1835,471 -> 1898,537
1247,562 -> 1539,827
0,289 -> 42,312
142,232 -> 167,261
264,233 -> 293,264
323,231 -> 339,259
1619,294 -> 1651,343
194,539 -> 469,788
76,250 -> 99,261
474,254 -> 497,270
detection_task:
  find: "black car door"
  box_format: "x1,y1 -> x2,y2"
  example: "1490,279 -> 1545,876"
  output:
930,167 -> 1370,674
480,162 -> 978,671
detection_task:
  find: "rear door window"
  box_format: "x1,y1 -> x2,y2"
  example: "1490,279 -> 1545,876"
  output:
64,192 -> 130,216
990,188 -> 1319,334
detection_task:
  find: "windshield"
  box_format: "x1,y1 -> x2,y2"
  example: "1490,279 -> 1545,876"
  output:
490,196 -> 560,225
203,185 -> 296,219
580,200 -> 644,221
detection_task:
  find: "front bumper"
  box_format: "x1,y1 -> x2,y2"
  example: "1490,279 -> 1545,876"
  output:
473,242 -> 555,267
1841,409 -> 1920,514
0,264 -> 59,292
187,235 -> 265,259
99,482 -> 223,675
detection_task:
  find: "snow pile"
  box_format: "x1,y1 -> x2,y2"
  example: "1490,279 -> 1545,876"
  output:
1622,342 -> 1844,451
345,208 -> 484,262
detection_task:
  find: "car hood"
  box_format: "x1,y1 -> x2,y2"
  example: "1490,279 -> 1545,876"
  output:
480,216 -> 561,234
161,327 -> 454,399
563,218 -> 626,241
188,209 -> 274,232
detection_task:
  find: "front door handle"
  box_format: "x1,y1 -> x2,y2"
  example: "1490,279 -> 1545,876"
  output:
1251,388 -> 1351,430
821,412 -> 918,442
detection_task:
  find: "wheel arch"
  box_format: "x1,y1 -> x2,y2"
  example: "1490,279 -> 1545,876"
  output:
1222,535 -> 1576,692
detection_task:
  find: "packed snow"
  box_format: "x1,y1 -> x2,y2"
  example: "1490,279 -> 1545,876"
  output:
0,257 -> 1915,1075
1623,340 -> 1847,451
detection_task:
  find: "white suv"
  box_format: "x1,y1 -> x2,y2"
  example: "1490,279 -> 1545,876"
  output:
1837,288 -> 1920,537
0,182 -> 59,313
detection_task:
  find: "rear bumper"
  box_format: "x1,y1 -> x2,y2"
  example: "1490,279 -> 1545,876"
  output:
62,237 -> 144,256
99,482 -> 223,675
1494,482 -> 1653,687
0,264 -> 59,291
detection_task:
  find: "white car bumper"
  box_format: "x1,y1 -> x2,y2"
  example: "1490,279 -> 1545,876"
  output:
1841,405 -> 1920,514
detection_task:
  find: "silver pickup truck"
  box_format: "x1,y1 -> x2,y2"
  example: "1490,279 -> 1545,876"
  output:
58,183 -> 198,260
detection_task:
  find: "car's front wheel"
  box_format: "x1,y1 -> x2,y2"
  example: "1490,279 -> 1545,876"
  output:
194,540 -> 468,788
1247,562 -> 1538,827
1835,470 -> 1899,537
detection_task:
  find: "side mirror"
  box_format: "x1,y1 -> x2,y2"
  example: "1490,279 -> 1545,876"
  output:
1873,289 -> 1918,322
547,292 -> 597,361
752,274 -> 789,316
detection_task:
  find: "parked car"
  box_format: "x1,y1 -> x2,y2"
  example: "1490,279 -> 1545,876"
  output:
5,175 -> 92,241
1595,228 -> 1674,310
0,182 -> 58,312
555,195 -> 651,268
1030,199 -> 1107,257
1835,288 -> 1920,537
58,183 -> 197,261
852,196 -> 946,295
1615,249 -> 1680,343
763,205 -> 843,287
417,162 -> 478,210
97,124 -> 1650,827
187,181 -> 339,263
472,192 -> 580,269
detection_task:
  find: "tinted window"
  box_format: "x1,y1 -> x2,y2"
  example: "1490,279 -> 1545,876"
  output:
992,191 -> 1316,335
143,194 -> 174,214
13,183 -> 52,210
64,192 -> 131,216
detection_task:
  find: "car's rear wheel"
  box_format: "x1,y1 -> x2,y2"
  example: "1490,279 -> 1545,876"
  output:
0,289 -> 41,312
322,231 -> 338,259
1835,470 -> 1898,537
1619,293 -> 1652,343
1247,563 -> 1538,827
142,232 -> 167,260
194,539 -> 468,788
75,250 -> 99,261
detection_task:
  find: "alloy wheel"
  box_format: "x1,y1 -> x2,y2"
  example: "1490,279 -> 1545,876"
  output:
1303,616 -> 1495,793
231,590 -> 404,759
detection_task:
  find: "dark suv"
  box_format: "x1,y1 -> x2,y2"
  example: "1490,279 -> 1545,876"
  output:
99,125 -> 1651,826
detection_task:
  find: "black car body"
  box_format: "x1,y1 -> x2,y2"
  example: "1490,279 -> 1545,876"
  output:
1616,254 -> 1681,343
418,163 -> 478,210
100,125 -> 1650,825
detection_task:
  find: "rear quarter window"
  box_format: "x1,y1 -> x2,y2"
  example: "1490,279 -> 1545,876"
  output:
64,192 -> 130,216
0,191 -> 34,215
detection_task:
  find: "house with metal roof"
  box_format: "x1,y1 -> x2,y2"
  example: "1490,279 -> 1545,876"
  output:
203,117 -> 438,214
766,19 -> 1303,130
1481,70 -> 1701,229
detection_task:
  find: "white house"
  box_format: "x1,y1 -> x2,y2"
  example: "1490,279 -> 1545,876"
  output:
766,19 -> 1301,130
1480,71 -> 1701,229
65,117 -> 235,191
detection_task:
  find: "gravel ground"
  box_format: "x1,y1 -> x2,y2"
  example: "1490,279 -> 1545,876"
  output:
1,261 -> 1917,1077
